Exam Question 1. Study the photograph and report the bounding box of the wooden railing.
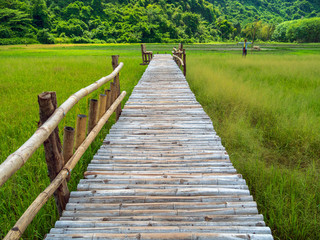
[172,43,186,76]
[140,43,153,65]
[1,55,126,240]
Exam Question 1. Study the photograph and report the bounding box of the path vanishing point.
[45,55,274,240]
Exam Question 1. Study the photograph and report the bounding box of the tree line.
[0,0,319,45]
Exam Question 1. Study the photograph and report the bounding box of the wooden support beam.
[37,92,69,216]
[112,55,122,120]
[105,89,112,111]
[62,126,75,166]
[98,94,107,120]
[183,49,187,77]
[88,99,99,133]
[75,114,87,150]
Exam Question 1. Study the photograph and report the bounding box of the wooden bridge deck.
[45,55,273,240]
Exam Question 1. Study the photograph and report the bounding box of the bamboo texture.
[0,63,123,187]
[4,91,127,240]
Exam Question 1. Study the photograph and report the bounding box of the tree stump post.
[38,92,69,216]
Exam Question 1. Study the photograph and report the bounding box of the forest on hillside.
[0,0,319,45]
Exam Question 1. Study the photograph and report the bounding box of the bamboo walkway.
[45,55,273,240]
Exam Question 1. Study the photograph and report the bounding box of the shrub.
[37,29,55,44]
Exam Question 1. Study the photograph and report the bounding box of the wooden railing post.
[75,114,87,150]
[98,94,107,120]
[62,126,75,166]
[88,99,99,133]
[105,89,112,111]
[38,92,69,216]
[183,49,187,76]
[112,55,122,121]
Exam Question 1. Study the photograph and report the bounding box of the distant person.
[238,39,252,57]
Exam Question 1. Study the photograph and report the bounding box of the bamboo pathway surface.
[45,55,273,240]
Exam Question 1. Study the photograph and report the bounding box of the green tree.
[37,28,55,43]
[32,0,51,29]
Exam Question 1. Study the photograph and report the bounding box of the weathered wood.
[45,233,274,240]
[62,126,75,165]
[38,92,69,216]
[112,55,122,120]
[88,99,99,133]
[105,89,112,111]
[98,94,107,120]
[0,63,124,187]
[110,82,116,104]
[140,44,153,65]
[183,49,187,76]
[75,114,87,150]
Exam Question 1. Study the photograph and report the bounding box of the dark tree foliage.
[0,0,319,44]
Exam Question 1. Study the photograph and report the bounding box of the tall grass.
[187,53,320,240]
[0,45,146,238]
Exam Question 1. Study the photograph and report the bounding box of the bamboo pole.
[98,94,107,120]
[62,126,75,165]
[88,99,99,133]
[38,92,69,216]
[4,91,127,240]
[0,63,124,187]
[74,114,87,150]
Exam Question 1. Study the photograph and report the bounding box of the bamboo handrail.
[4,91,126,240]
[172,54,184,66]
[0,63,123,187]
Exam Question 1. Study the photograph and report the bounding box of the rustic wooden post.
[110,82,116,104]
[98,94,107,120]
[105,89,112,111]
[88,99,99,133]
[38,92,69,216]
[75,114,87,150]
[62,126,75,165]
[183,49,187,77]
[112,55,122,120]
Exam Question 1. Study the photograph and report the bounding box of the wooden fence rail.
[1,56,127,240]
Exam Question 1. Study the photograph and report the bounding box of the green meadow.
[187,49,320,240]
[0,43,320,239]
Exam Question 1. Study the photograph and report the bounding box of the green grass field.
[186,50,320,240]
[0,44,148,238]
[0,43,319,239]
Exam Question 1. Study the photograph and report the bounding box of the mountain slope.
[0,0,319,44]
